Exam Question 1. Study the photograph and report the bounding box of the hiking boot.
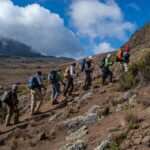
[5,123,13,127]
[52,100,59,105]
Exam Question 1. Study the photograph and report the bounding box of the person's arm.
[70,66,76,76]
[37,75,47,90]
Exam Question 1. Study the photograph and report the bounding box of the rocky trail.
[0,71,150,150]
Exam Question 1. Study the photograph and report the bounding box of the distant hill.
[0,37,43,57]
[0,37,75,61]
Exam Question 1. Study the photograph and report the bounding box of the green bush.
[106,142,119,150]
[120,51,150,91]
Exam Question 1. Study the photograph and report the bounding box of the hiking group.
[0,45,130,127]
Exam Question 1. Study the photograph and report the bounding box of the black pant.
[102,67,113,84]
[84,73,92,90]
[64,77,74,96]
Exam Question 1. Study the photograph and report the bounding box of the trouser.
[5,105,19,126]
[102,67,113,84]
[84,73,92,90]
[64,77,74,96]
[31,88,43,114]
[51,82,60,102]
[121,62,128,72]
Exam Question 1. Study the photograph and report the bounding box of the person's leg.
[51,84,56,102]
[108,69,113,83]
[31,90,36,115]
[83,74,88,90]
[102,68,107,85]
[69,78,74,93]
[124,63,128,72]
[64,77,71,96]
[14,107,19,124]
[5,105,13,126]
[35,89,43,113]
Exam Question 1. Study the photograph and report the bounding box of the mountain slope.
[126,22,150,49]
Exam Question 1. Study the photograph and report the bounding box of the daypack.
[116,49,123,62]
[64,67,70,78]
[79,59,86,72]
[28,76,39,89]
[1,91,12,105]
[99,57,106,68]
[49,71,57,83]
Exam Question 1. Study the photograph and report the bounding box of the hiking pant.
[84,73,92,90]
[31,88,43,114]
[64,77,74,96]
[102,67,113,84]
[51,82,60,102]
[5,105,19,126]
[121,62,128,72]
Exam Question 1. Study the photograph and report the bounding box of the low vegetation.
[120,51,150,91]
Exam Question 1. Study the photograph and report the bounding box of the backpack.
[99,57,106,68]
[64,68,70,78]
[28,76,39,89]
[1,91,12,105]
[49,71,57,83]
[79,59,86,72]
[116,49,123,62]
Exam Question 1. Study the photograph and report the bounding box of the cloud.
[93,42,114,54]
[70,0,136,41]
[0,0,86,58]
[127,2,140,11]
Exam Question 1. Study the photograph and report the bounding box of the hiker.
[116,46,130,72]
[101,53,114,85]
[29,71,46,116]
[121,45,130,72]
[83,56,94,90]
[79,58,86,72]
[2,84,20,126]
[63,63,76,97]
[48,69,65,105]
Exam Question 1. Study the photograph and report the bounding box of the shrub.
[106,142,119,150]
[119,51,150,91]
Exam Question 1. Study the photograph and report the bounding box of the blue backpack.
[49,71,57,83]
[28,76,39,89]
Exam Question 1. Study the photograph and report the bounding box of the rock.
[59,140,85,150]
[62,113,98,129]
[94,134,112,150]
[142,136,150,147]
[134,137,142,145]
[141,122,150,129]
[38,132,47,141]
[66,126,88,141]
[129,95,137,106]
[86,105,102,114]
[116,104,123,112]
[99,89,106,94]
[49,114,59,122]
[116,91,133,104]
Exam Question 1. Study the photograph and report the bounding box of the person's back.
[5,84,19,126]
[30,71,46,116]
